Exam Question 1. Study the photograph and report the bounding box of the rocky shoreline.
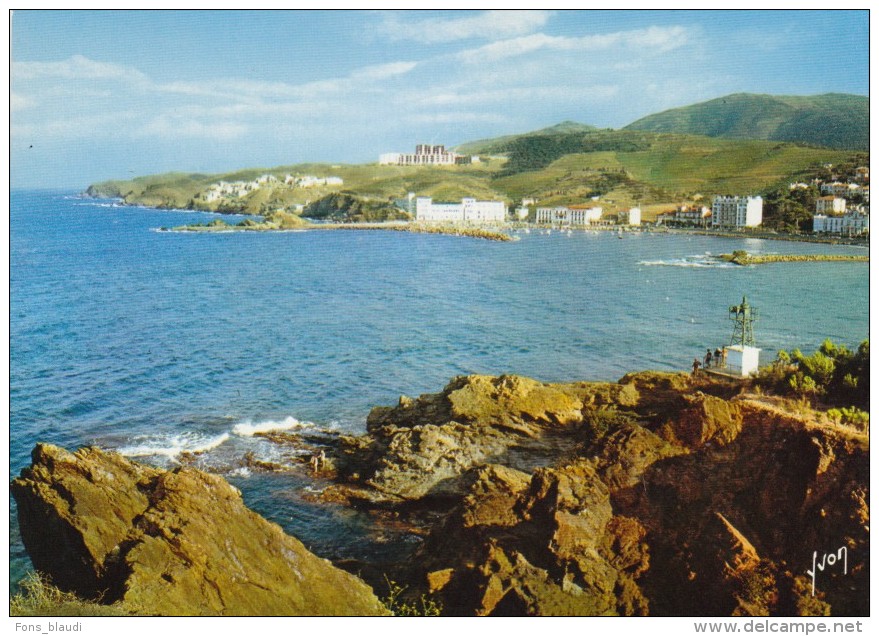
[719,252,869,266]
[11,371,869,616]
[167,219,515,242]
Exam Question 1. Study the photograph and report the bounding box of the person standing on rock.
[692,358,701,376]
[309,449,327,473]
[704,349,713,369]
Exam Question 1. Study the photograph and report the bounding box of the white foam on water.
[232,415,313,437]
[118,432,231,459]
[638,254,737,268]
[75,201,119,208]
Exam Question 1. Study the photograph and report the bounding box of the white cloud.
[12,111,139,139]
[404,112,508,125]
[10,92,32,111]
[350,61,418,80]
[455,25,690,64]
[157,60,417,103]
[380,10,552,43]
[138,115,248,140]
[10,21,705,176]
[13,54,149,84]
[413,84,619,107]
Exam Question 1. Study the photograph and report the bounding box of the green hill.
[492,134,860,212]
[454,121,598,155]
[86,160,509,216]
[87,128,863,221]
[624,93,868,151]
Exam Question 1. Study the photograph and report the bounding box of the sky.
[9,9,870,189]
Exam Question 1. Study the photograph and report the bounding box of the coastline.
[87,195,869,247]
[168,219,516,242]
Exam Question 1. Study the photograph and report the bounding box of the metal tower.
[729,296,758,347]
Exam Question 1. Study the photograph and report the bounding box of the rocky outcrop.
[13,371,869,617]
[311,372,868,616]
[327,374,642,503]
[406,458,652,616]
[11,444,387,616]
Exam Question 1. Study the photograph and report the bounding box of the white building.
[618,207,641,226]
[820,182,862,199]
[657,205,711,227]
[284,175,344,188]
[726,345,760,378]
[380,145,470,166]
[813,210,870,235]
[515,206,530,220]
[711,195,763,228]
[535,205,602,226]
[815,196,846,214]
[415,197,506,224]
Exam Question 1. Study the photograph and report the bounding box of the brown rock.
[460,464,531,528]
[667,393,743,448]
[11,444,388,616]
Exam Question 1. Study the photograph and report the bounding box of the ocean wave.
[638,254,738,268]
[74,201,125,208]
[232,415,314,437]
[118,432,231,459]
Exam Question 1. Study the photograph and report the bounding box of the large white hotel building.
[380,144,470,166]
[415,197,506,224]
[711,195,763,228]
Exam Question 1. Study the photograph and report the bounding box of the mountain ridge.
[623,92,868,151]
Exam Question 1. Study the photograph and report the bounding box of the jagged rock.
[338,375,588,501]
[365,422,510,500]
[254,372,868,616]
[11,444,388,616]
[589,424,685,491]
[406,458,651,616]
[663,393,744,448]
[335,374,648,503]
[377,376,867,616]
[460,464,531,528]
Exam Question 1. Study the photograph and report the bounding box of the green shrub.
[826,406,869,432]
[582,406,639,440]
[755,340,869,418]
[381,576,443,617]
[10,572,131,617]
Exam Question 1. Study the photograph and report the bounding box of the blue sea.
[8,190,870,587]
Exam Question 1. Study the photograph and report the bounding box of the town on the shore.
[190,143,869,237]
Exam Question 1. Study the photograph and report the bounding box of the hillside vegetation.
[489,133,856,210]
[624,93,868,151]
[88,128,862,220]
[454,120,598,155]
[87,160,507,216]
